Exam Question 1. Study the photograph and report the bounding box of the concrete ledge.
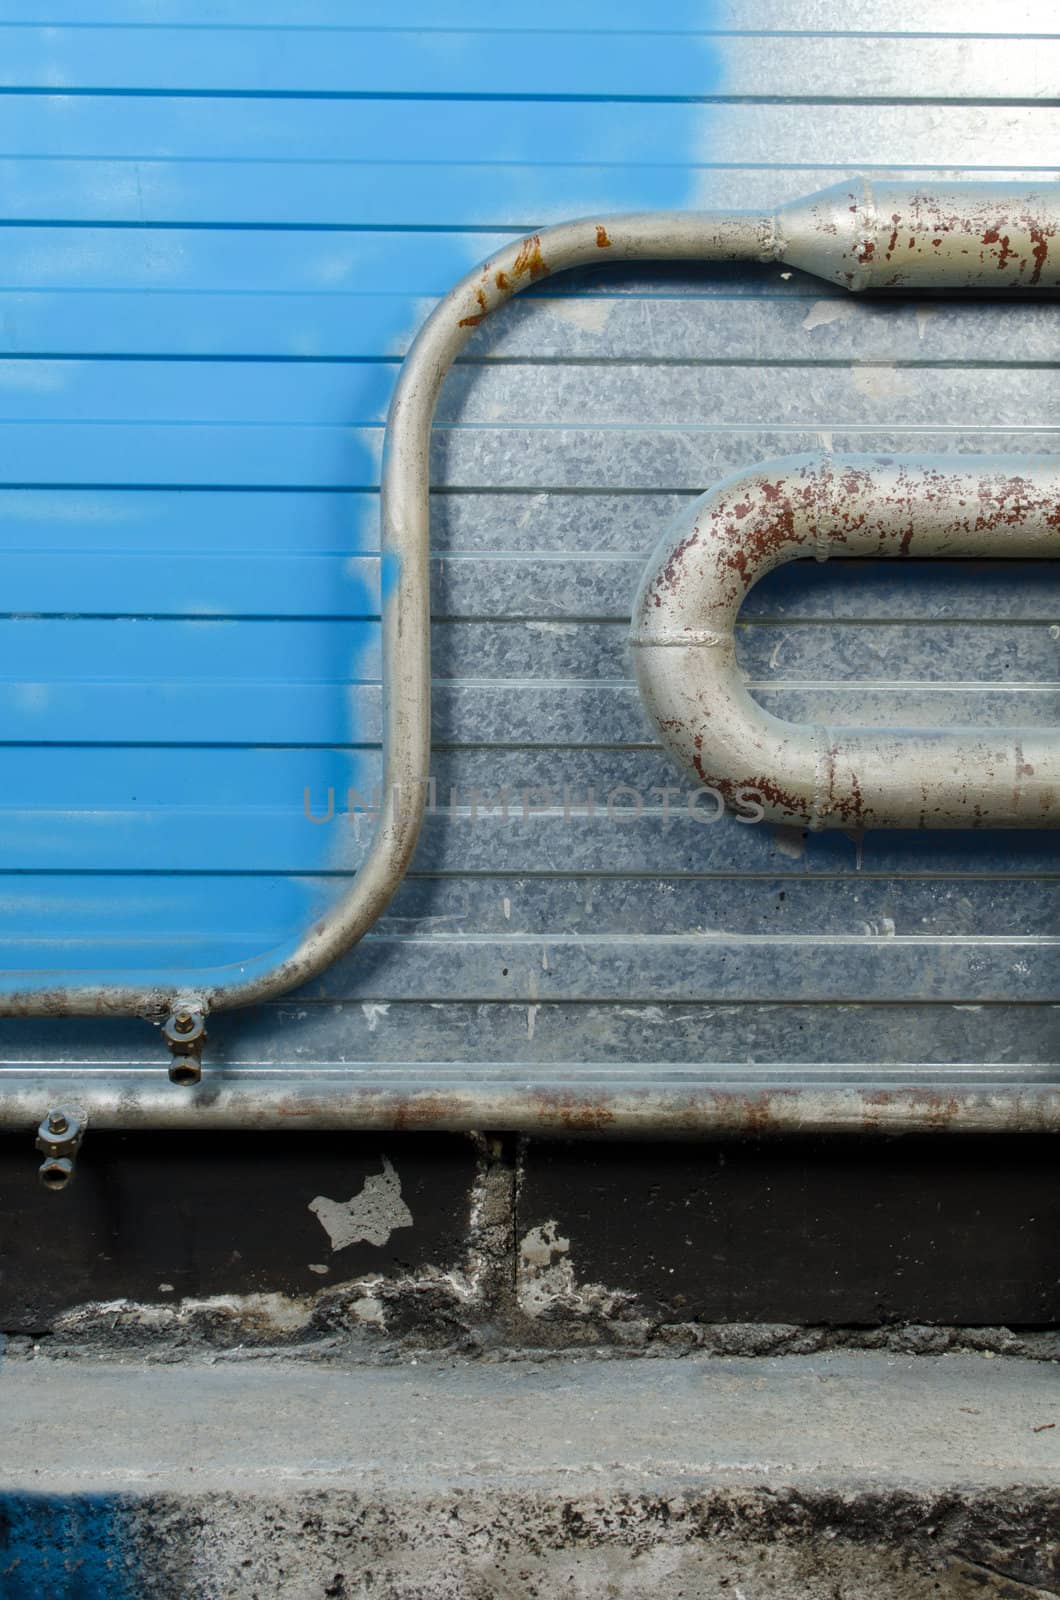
[1,1353,1057,1598]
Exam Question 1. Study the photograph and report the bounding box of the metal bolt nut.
[38,1156,74,1191]
[35,1107,83,1192]
[168,1056,203,1087]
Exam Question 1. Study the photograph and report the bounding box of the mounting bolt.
[162,1007,208,1086]
[36,1107,84,1192]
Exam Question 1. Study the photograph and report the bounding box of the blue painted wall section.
[0,5,1055,1060]
[0,4,723,981]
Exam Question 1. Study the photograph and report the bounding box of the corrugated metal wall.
[1,2,1057,1101]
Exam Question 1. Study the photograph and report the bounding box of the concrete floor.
[1,1350,1056,1598]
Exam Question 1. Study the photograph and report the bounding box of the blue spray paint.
[0,3,726,984]
[0,1496,143,1600]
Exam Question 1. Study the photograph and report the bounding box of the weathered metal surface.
[0,209,763,1026]
[633,453,1060,828]
[3,181,1059,1033]
[777,179,1060,291]
[3,26,1060,102]
[0,11,1056,1139]
[0,1071,1057,1136]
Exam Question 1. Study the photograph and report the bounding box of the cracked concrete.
[0,1352,1056,1599]
[0,1135,1056,1595]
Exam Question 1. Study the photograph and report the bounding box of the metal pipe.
[1,177,1058,1073]
[1,1071,1056,1137]
[775,177,1060,291]
[0,209,773,1020]
[632,453,1060,830]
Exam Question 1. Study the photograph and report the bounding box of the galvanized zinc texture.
[0,0,1056,1128]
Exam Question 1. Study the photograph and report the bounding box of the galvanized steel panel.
[0,0,1056,1128]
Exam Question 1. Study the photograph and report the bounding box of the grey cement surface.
[2,1351,1056,1495]
[1,1352,1058,1599]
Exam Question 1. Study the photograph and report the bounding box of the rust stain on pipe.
[632,453,1060,830]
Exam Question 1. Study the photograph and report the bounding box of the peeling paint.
[37,1141,514,1351]
[310,1156,413,1252]
[518,1221,638,1322]
[801,299,854,331]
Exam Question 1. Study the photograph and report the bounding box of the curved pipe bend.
[0,208,768,1017]
[632,453,1060,829]
[3,176,1060,1016]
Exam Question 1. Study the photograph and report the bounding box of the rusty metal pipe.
[1,179,1058,1100]
[632,453,1060,830]
[0,1071,1056,1137]
[775,178,1060,291]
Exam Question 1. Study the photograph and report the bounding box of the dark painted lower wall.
[0,1131,1056,1342]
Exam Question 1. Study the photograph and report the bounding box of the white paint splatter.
[545,296,613,334]
[771,826,806,861]
[503,896,512,920]
[516,493,548,531]
[851,364,911,400]
[309,1156,413,1252]
[521,1220,570,1270]
[518,1221,638,1321]
[915,305,937,341]
[350,1294,385,1327]
[361,1001,390,1032]
[801,299,854,332]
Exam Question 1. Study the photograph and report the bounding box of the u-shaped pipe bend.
[631,453,1060,829]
